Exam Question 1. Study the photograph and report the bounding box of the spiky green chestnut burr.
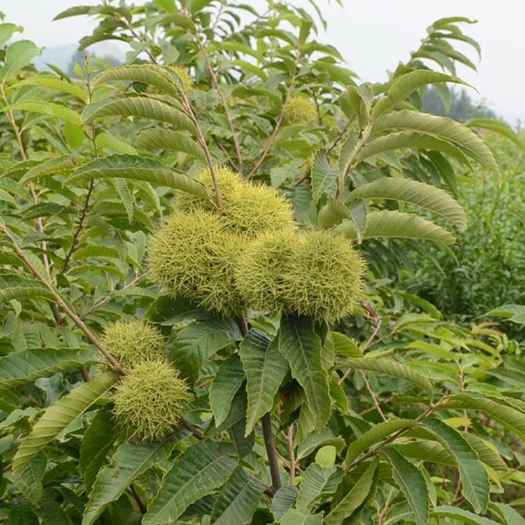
[177,166,295,237]
[148,209,247,317]
[101,320,166,368]
[283,96,318,125]
[112,360,191,442]
[283,231,367,323]
[237,231,366,323]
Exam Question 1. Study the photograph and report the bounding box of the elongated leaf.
[383,448,428,525]
[171,318,242,383]
[12,451,46,505]
[83,436,182,525]
[69,154,208,198]
[372,111,500,175]
[334,210,455,243]
[467,118,525,148]
[280,509,323,525]
[239,329,289,435]
[347,178,467,231]
[311,150,337,203]
[143,441,236,525]
[79,406,120,494]
[489,502,525,525]
[13,75,88,103]
[1,40,41,81]
[372,70,469,118]
[325,460,378,525]
[344,358,434,396]
[296,464,342,512]
[95,132,137,155]
[272,486,299,521]
[356,131,472,167]
[392,440,456,467]
[442,393,525,440]
[7,497,39,525]
[53,6,92,20]
[0,348,100,390]
[137,129,207,162]
[331,332,362,357]
[93,64,182,98]
[460,432,507,472]
[12,372,117,476]
[3,101,81,126]
[431,506,500,525]
[209,355,245,427]
[210,467,265,525]
[0,274,55,303]
[424,418,489,513]
[20,155,85,184]
[278,316,331,428]
[345,419,416,466]
[82,95,197,135]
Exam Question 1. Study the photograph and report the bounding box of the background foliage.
[1,1,525,524]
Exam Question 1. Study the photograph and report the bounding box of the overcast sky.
[2,0,523,125]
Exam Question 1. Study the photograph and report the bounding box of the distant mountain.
[33,42,127,73]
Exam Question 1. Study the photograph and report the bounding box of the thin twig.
[0,224,125,374]
[262,413,282,491]
[287,424,296,484]
[361,370,387,422]
[130,485,147,515]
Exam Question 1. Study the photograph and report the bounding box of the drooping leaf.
[82,95,197,135]
[347,177,467,231]
[0,348,100,390]
[143,441,236,525]
[2,101,82,126]
[466,118,524,149]
[19,155,85,184]
[343,358,434,396]
[295,464,342,512]
[334,210,456,243]
[93,64,182,98]
[95,132,137,155]
[239,329,289,435]
[137,128,207,162]
[11,451,46,505]
[325,460,378,525]
[318,198,352,229]
[383,448,429,525]
[68,154,208,198]
[424,418,489,513]
[345,419,416,466]
[431,506,501,525]
[0,274,54,304]
[278,316,331,428]
[209,355,245,427]
[13,74,88,103]
[83,435,182,525]
[489,502,525,525]
[12,372,117,476]
[79,406,120,493]
[371,111,500,175]
[272,486,299,521]
[171,318,242,384]
[210,467,265,525]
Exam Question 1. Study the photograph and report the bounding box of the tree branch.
[262,413,282,492]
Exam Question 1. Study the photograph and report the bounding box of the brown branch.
[0,224,125,374]
[287,424,297,484]
[262,413,282,492]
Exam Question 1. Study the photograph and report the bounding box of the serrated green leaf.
[489,502,525,525]
[344,358,434,396]
[3,101,81,126]
[345,419,416,465]
[318,198,351,229]
[143,441,236,525]
[334,210,456,243]
[13,75,88,103]
[137,129,207,162]
[239,329,289,436]
[295,464,342,512]
[53,5,92,20]
[442,393,525,440]
[278,316,331,428]
[69,154,208,198]
[82,95,197,135]
[12,372,117,476]
[347,178,467,231]
[19,155,85,184]
[12,451,46,505]
[79,406,120,494]
[7,497,39,525]
[280,509,323,525]
[466,118,525,149]
[93,64,182,98]
[210,467,265,525]
[0,348,99,390]
[95,132,137,155]
[171,319,242,383]
[431,506,500,525]
[272,486,299,521]
[1,40,41,81]
[372,71,470,118]
[424,418,489,513]
[372,111,500,176]
[83,436,181,525]
[311,150,337,203]
[0,274,55,303]
[383,448,429,525]
[325,460,378,525]
[209,355,245,427]
[331,332,362,357]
